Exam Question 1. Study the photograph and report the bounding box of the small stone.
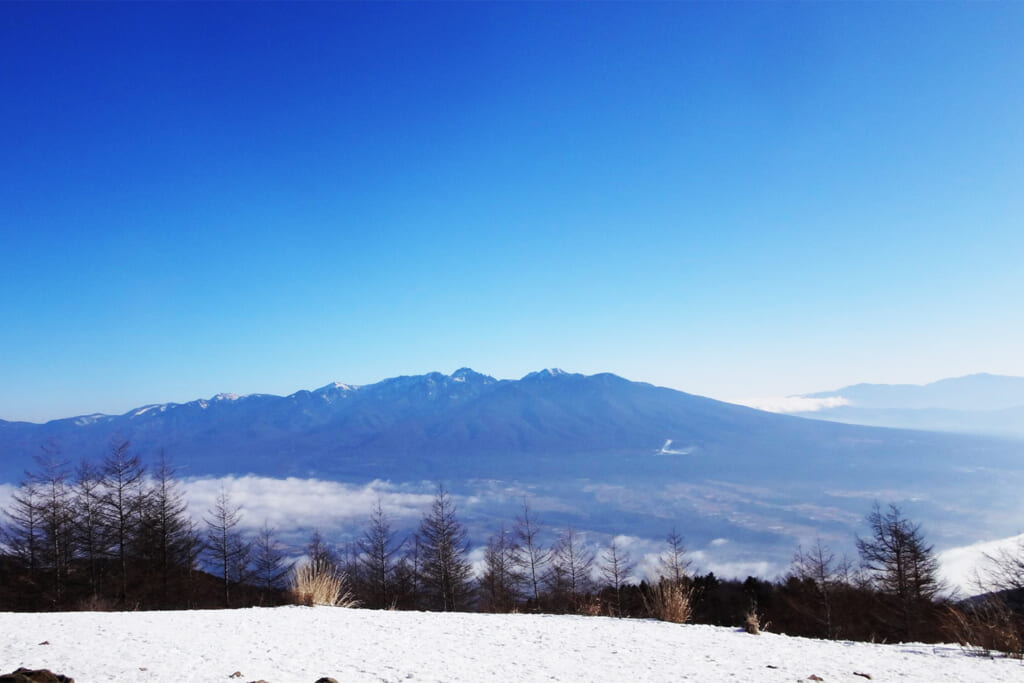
[0,669,74,683]
[807,676,824,682]
[314,678,339,683]
[229,673,243,679]
[853,674,872,680]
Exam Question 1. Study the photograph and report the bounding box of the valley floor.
[1,606,1021,682]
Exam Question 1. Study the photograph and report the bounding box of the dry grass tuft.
[578,596,603,617]
[290,559,358,607]
[644,579,693,624]
[744,609,762,635]
[944,600,1024,659]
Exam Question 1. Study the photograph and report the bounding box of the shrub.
[290,559,358,607]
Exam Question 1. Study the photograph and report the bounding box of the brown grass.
[744,609,762,635]
[944,601,1024,659]
[290,559,358,608]
[644,579,693,624]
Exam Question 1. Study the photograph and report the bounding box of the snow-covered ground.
[1,607,1021,682]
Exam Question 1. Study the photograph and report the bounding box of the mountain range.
[789,373,1024,438]
[2,368,1022,577]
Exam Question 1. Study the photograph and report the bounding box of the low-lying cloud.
[181,476,439,539]
[937,532,1024,595]
[736,396,850,414]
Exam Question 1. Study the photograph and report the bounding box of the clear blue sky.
[2,2,1022,423]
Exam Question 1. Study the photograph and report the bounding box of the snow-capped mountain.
[2,369,1022,573]
[3,367,1003,482]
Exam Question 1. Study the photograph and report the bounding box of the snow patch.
[734,396,851,414]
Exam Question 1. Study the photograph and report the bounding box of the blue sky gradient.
[2,2,1022,422]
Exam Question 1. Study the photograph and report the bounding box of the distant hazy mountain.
[3,369,1022,575]
[791,373,1024,438]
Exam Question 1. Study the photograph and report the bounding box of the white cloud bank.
[734,396,850,414]
[938,532,1024,595]
[181,476,439,537]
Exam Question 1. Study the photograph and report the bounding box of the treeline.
[0,445,253,610]
[2,445,1023,656]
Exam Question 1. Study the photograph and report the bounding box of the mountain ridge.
[3,368,1023,573]
[791,372,1024,437]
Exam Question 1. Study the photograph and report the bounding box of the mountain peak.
[522,368,569,381]
[449,367,494,383]
[315,381,357,394]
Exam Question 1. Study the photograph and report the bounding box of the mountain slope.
[2,368,1013,483]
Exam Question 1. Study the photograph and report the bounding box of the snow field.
[1,606,1022,682]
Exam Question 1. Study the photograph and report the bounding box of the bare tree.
[514,499,551,607]
[789,538,852,639]
[138,453,196,605]
[101,440,146,604]
[981,536,1024,593]
[417,485,473,611]
[204,487,250,607]
[357,498,404,609]
[659,527,691,585]
[479,523,522,612]
[2,480,43,574]
[547,527,594,613]
[393,533,423,609]
[252,521,291,595]
[856,503,941,639]
[600,539,635,617]
[72,459,107,600]
[29,450,74,604]
[305,528,337,568]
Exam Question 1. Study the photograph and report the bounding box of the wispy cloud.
[735,396,850,414]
